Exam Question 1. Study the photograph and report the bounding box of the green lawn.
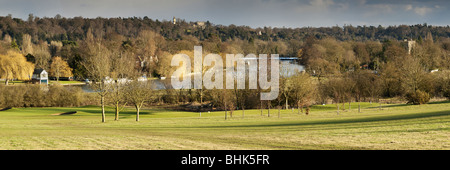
[49,80,85,85]
[0,102,448,150]
[0,80,26,85]
[0,80,85,85]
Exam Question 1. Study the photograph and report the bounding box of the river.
[77,61,304,92]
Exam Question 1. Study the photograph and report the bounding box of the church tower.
[173,16,176,24]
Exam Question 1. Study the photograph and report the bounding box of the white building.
[31,69,48,85]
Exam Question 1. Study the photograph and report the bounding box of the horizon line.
[2,14,449,30]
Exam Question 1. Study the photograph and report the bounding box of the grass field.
[0,80,85,85]
[0,101,448,150]
[49,80,85,85]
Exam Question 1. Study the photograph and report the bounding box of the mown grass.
[0,80,85,85]
[0,80,25,84]
[49,80,85,85]
[0,101,448,150]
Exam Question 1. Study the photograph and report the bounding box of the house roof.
[33,68,46,74]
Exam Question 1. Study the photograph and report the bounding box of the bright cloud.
[414,6,433,16]
[405,4,413,11]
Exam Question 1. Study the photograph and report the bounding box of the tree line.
[2,15,450,79]
[1,15,450,122]
[2,14,450,45]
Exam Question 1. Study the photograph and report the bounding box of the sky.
[0,0,449,28]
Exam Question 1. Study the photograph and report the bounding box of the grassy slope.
[0,102,448,150]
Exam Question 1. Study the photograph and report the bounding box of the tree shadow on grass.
[366,103,408,109]
[201,110,450,129]
[428,100,450,105]
[70,106,156,116]
[366,100,450,109]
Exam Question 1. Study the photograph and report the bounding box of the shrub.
[443,79,450,100]
[47,85,84,107]
[0,85,4,107]
[63,86,84,107]
[23,85,47,107]
[405,90,430,105]
[0,86,26,107]
[0,84,85,108]
[444,88,450,100]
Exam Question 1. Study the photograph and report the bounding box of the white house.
[31,69,48,85]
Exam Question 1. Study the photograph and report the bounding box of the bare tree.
[290,72,315,115]
[21,34,33,55]
[81,41,112,123]
[32,41,51,70]
[235,86,252,118]
[108,81,128,121]
[126,80,153,122]
[209,88,235,120]
[323,76,354,114]
[224,89,235,119]
[108,51,136,121]
[350,70,373,113]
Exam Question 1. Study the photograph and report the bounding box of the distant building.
[406,39,416,55]
[138,75,148,82]
[193,21,206,29]
[173,16,176,24]
[104,76,114,84]
[31,69,48,85]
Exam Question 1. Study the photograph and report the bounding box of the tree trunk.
[358,101,361,113]
[101,95,106,122]
[260,101,263,116]
[285,97,289,110]
[337,103,340,115]
[278,106,280,118]
[5,79,9,85]
[136,105,140,122]
[178,89,182,103]
[306,106,310,115]
[225,109,227,120]
[56,70,60,82]
[115,101,119,121]
[200,88,203,104]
